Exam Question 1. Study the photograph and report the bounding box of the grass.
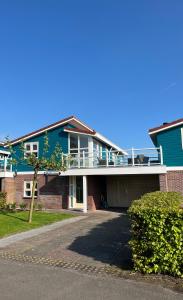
[0,211,75,238]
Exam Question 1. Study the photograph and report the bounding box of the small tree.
[6,133,68,223]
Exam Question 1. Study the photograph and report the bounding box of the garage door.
[107,175,159,208]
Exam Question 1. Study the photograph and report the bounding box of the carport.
[106,174,160,208]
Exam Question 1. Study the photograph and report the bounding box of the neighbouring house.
[0,116,180,212]
[149,118,183,194]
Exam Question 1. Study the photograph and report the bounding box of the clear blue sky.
[0,1,183,149]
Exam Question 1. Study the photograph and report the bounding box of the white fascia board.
[6,117,94,146]
[0,172,14,178]
[6,119,73,146]
[71,118,94,132]
[149,121,183,135]
[166,166,183,171]
[64,129,94,136]
[0,150,10,155]
[59,166,167,176]
[95,132,128,155]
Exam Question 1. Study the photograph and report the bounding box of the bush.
[0,192,7,209]
[37,203,43,210]
[128,191,183,278]
[6,202,16,211]
[19,202,27,210]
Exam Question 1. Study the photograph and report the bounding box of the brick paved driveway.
[0,211,131,269]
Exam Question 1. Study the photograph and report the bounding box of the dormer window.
[24,142,39,158]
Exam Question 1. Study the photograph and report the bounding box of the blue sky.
[0,1,183,149]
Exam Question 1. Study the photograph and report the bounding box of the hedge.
[0,192,7,209]
[128,191,183,277]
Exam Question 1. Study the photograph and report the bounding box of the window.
[24,181,38,198]
[69,134,88,153]
[69,134,89,167]
[24,142,39,158]
[93,140,102,159]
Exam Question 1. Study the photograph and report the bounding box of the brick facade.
[1,177,15,203]
[159,171,183,194]
[87,176,106,210]
[14,174,69,209]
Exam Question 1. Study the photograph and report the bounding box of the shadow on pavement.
[68,211,133,270]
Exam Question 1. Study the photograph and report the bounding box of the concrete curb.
[0,215,87,248]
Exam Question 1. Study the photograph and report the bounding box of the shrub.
[6,202,16,210]
[37,203,43,211]
[10,202,16,210]
[0,192,7,209]
[128,191,183,278]
[19,202,27,210]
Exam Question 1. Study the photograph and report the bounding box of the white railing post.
[131,148,135,166]
[82,150,85,167]
[106,150,109,167]
[78,153,80,168]
[160,146,163,165]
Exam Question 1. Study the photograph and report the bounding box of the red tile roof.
[149,118,183,134]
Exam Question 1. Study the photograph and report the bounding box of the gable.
[8,116,95,146]
[154,125,183,166]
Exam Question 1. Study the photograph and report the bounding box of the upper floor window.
[24,142,39,158]
[93,140,102,159]
[69,134,88,154]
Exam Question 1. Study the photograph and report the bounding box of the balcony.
[0,154,12,177]
[67,147,163,169]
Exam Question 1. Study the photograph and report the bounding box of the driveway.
[0,211,131,269]
[0,210,182,295]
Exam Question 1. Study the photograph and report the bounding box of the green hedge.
[128,191,183,277]
[0,192,7,209]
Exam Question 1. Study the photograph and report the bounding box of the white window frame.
[93,140,103,159]
[69,134,89,154]
[24,181,38,198]
[24,142,39,158]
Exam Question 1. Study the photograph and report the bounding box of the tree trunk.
[28,169,38,223]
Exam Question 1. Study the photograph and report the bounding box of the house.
[0,115,174,212]
[149,118,183,194]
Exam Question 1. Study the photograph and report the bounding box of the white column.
[83,175,88,213]
[4,156,7,172]
[131,148,135,166]
[160,145,163,165]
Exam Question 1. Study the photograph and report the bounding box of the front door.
[69,176,83,209]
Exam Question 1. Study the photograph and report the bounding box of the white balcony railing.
[67,147,163,169]
[0,147,163,173]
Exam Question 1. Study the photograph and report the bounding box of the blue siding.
[155,125,183,166]
[12,125,70,172]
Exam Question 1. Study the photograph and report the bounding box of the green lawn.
[0,211,75,238]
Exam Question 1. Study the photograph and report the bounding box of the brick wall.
[1,177,15,203]
[14,174,69,209]
[87,176,106,210]
[159,171,183,194]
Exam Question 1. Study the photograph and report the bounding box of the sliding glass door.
[69,134,89,168]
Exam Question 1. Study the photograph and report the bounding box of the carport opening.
[87,174,160,210]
